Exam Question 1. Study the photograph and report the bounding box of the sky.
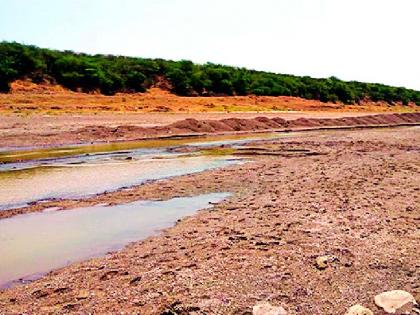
[0,0,419,90]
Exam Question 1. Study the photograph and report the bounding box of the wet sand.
[0,126,419,314]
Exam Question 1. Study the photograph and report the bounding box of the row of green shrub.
[1,42,419,105]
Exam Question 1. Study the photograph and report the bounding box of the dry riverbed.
[0,127,419,314]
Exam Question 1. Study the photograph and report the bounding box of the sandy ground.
[0,126,419,314]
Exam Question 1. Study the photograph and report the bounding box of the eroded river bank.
[0,126,419,314]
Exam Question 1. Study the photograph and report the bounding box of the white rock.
[374,290,417,314]
[345,304,373,315]
[253,302,287,315]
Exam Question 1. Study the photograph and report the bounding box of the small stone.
[62,302,80,310]
[345,304,373,315]
[161,301,200,314]
[344,261,353,267]
[252,302,287,315]
[76,290,90,300]
[53,287,70,294]
[99,270,118,281]
[315,255,336,270]
[129,276,142,286]
[374,290,417,314]
[31,289,48,298]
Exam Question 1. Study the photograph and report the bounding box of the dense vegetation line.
[1,41,419,105]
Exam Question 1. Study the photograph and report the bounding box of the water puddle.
[0,192,230,288]
[0,156,239,210]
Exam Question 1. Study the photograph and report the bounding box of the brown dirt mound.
[287,118,320,127]
[161,112,420,135]
[2,112,419,148]
[271,117,288,126]
[219,118,272,131]
[169,119,220,133]
[75,112,420,140]
[254,116,284,129]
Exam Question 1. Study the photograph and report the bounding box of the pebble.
[345,304,373,315]
[315,255,336,270]
[252,302,287,315]
[31,289,48,299]
[129,276,142,285]
[76,290,90,300]
[374,290,417,314]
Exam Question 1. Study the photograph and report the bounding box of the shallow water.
[0,192,230,288]
[0,132,282,165]
[0,131,285,210]
[0,156,239,210]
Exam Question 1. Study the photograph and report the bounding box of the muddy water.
[0,192,230,288]
[0,132,286,210]
[0,128,370,210]
[0,132,283,165]
[0,156,239,210]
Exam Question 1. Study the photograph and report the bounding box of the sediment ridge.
[2,112,420,148]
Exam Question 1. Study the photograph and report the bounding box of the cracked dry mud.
[0,127,419,314]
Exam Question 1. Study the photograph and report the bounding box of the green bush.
[0,41,419,105]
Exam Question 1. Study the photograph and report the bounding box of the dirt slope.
[1,80,418,114]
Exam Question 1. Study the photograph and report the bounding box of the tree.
[0,41,419,105]
[167,68,191,95]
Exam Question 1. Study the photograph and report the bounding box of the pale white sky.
[0,0,419,90]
